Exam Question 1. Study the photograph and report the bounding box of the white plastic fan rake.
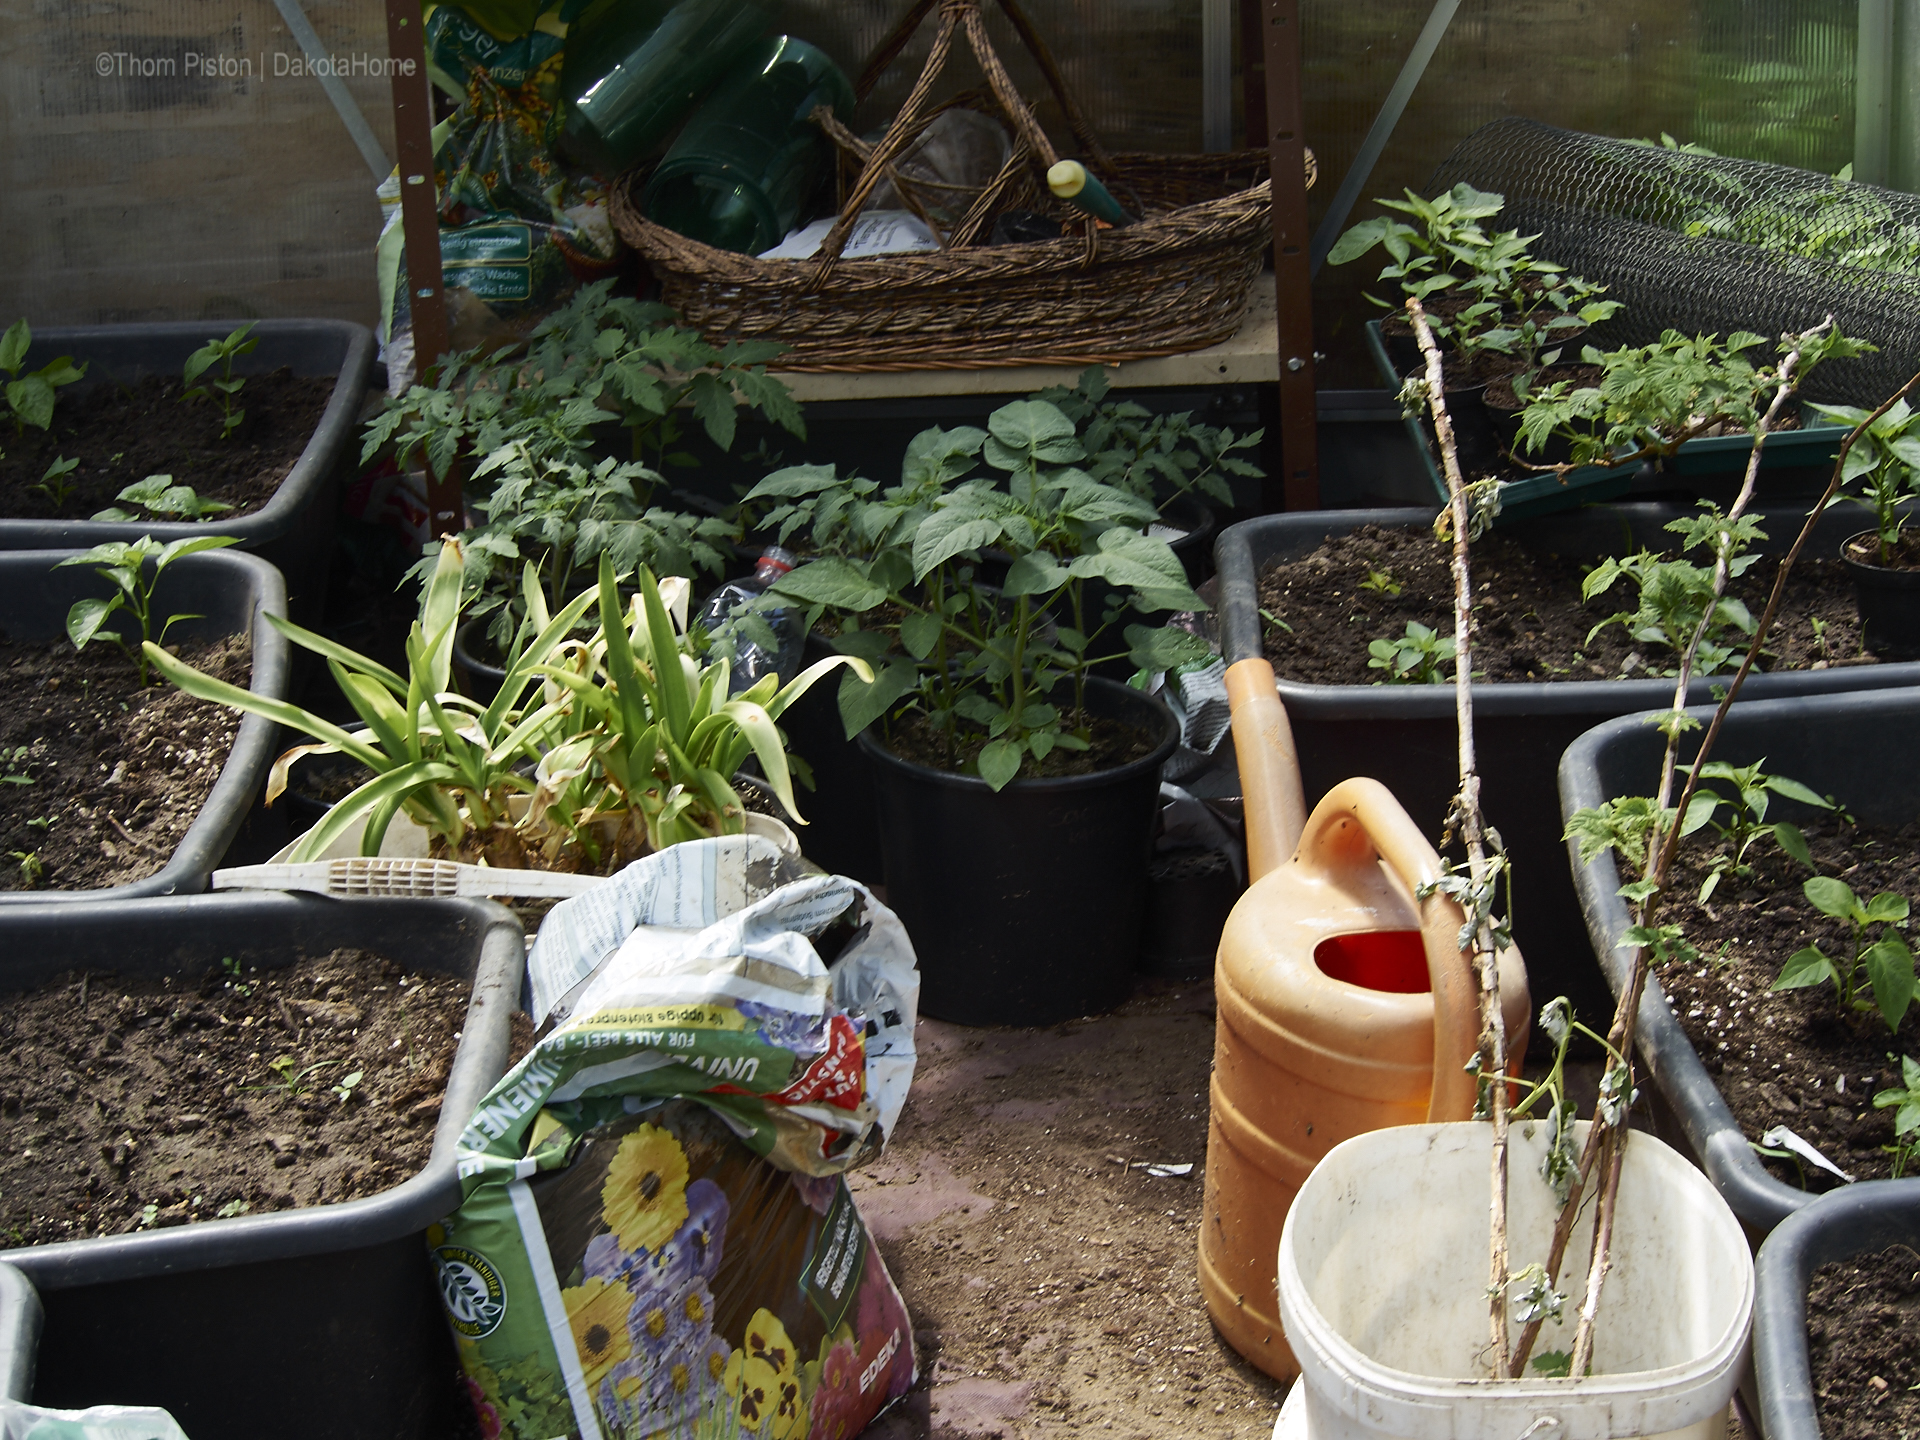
[211,857,606,899]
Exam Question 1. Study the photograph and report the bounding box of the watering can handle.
[1293,777,1485,1122]
[1224,658,1306,883]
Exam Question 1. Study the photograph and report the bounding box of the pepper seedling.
[57,534,241,686]
[1771,877,1916,1031]
[1,318,86,442]
[92,474,234,523]
[182,322,258,440]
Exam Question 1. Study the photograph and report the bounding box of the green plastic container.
[1363,318,1847,522]
[558,0,775,176]
[640,35,854,256]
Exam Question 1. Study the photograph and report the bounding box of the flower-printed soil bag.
[431,835,919,1440]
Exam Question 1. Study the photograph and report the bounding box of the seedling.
[249,1054,340,1096]
[35,455,79,508]
[56,533,241,686]
[1771,877,1916,1031]
[8,851,44,888]
[1808,614,1830,660]
[182,322,257,440]
[1679,759,1832,903]
[1873,1055,1920,1178]
[2,747,30,786]
[215,1199,252,1219]
[92,474,233,523]
[1359,568,1403,598]
[218,955,253,998]
[1807,395,1920,565]
[137,1202,160,1229]
[1367,620,1456,684]
[1582,551,1756,676]
[1,318,86,440]
[330,1069,365,1106]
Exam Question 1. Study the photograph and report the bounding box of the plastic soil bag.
[432,835,920,1439]
[0,1403,190,1440]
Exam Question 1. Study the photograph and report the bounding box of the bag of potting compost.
[378,1,619,388]
[431,835,921,1440]
[0,1401,190,1440]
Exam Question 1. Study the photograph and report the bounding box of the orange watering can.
[1198,657,1531,1381]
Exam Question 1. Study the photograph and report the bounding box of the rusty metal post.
[382,0,462,536]
[1257,0,1319,512]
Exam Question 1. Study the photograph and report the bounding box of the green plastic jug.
[641,35,854,255]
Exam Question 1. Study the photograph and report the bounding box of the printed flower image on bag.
[429,834,920,1440]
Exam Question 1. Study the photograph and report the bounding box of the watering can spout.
[1224,658,1306,883]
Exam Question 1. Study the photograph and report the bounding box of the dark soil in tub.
[0,950,535,1248]
[1807,1242,1920,1439]
[0,635,247,892]
[1256,524,1874,685]
[0,369,334,521]
[878,710,1156,780]
[1658,819,1920,1191]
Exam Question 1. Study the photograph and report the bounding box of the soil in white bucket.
[1275,1121,1751,1440]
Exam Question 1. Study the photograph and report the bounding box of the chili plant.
[58,534,242,686]
[1771,877,1915,1032]
[1679,758,1831,903]
[1874,1056,1920,1177]
[1,318,86,441]
[92,475,233,523]
[182,323,258,441]
[1806,395,1920,565]
[1366,620,1455,684]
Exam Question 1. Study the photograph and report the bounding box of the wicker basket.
[609,0,1280,372]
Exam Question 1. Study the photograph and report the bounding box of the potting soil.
[1257,524,1871,685]
[0,635,246,892]
[1663,818,1920,1189]
[435,834,922,1440]
[0,370,335,522]
[0,950,519,1247]
[1807,1243,1920,1439]
[881,709,1158,779]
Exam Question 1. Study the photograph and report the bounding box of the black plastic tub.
[1,321,375,621]
[860,676,1179,1026]
[1560,686,1920,1235]
[0,548,290,904]
[1217,503,1920,1040]
[0,892,524,1440]
[1753,1178,1920,1439]
[0,1262,39,1402]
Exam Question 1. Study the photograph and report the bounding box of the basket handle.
[1289,777,1485,1123]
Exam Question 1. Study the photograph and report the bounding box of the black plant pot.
[452,617,507,706]
[0,1261,38,1402]
[1753,1177,1920,1439]
[1138,848,1242,979]
[859,677,1178,1026]
[1560,686,1920,1234]
[0,892,524,1440]
[1159,491,1219,586]
[1217,504,1920,1044]
[1,321,375,625]
[0,549,291,904]
[1840,530,1920,662]
[779,633,885,884]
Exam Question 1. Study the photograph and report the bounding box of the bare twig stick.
[1409,295,1512,1379]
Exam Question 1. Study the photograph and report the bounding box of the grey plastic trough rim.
[0,892,524,1291]
[0,549,290,904]
[1559,687,1920,1235]
[0,1261,40,1403]
[1753,1177,1920,1439]
[0,320,374,552]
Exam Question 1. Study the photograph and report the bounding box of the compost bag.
[432,835,920,1440]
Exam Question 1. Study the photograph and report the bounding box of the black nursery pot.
[452,616,507,706]
[0,892,524,1440]
[1217,504,1920,1044]
[0,549,291,904]
[1,321,375,623]
[780,633,885,884]
[859,677,1178,1026]
[1753,1178,1920,1440]
[1560,686,1920,1235]
[1841,529,1920,662]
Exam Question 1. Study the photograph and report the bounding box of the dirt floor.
[0,950,531,1247]
[847,981,1290,1440]
[1257,524,1874,686]
[0,370,334,521]
[1808,1243,1920,1439]
[0,634,247,892]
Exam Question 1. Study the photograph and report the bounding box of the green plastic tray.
[1363,319,1845,522]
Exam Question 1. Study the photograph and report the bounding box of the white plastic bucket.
[1275,1121,1751,1440]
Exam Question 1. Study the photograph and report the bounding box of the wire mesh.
[1428,117,1920,405]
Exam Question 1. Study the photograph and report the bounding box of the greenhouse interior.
[1,1,1919,1438]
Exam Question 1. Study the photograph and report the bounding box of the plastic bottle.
[640,35,855,256]
[558,0,776,177]
[696,546,802,694]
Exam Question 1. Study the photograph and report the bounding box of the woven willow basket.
[609,0,1279,372]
